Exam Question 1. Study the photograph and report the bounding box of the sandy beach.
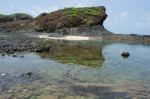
[37,34,91,41]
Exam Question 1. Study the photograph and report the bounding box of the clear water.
[0,41,150,99]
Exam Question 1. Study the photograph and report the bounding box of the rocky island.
[0,6,150,54]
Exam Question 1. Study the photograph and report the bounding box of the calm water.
[0,41,150,99]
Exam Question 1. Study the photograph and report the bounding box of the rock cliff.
[35,6,108,33]
[0,6,112,36]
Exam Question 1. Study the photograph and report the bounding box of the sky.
[0,0,150,35]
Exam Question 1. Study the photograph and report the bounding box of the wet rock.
[42,47,50,51]
[1,53,5,56]
[121,52,130,58]
[12,54,17,57]
[20,55,24,58]
[22,72,33,77]
[35,49,43,53]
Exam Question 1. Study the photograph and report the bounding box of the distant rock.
[0,6,112,36]
[0,13,33,23]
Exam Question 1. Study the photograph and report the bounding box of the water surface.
[0,41,150,99]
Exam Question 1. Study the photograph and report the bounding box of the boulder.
[121,52,130,58]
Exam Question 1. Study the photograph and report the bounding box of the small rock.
[12,54,17,57]
[22,72,33,77]
[1,53,5,56]
[121,52,130,58]
[20,56,24,58]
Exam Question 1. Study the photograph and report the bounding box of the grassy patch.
[63,7,102,19]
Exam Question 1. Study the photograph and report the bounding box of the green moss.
[63,7,102,19]
[64,8,78,19]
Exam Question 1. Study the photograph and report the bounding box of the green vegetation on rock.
[63,7,102,19]
[0,13,33,23]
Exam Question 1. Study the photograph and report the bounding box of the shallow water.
[0,41,150,99]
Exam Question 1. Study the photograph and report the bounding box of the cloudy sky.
[0,0,150,35]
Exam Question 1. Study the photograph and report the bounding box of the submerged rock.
[20,55,24,58]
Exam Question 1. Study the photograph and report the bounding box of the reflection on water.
[0,41,150,99]
[39,41,105,68]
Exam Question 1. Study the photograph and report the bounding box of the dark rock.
[42,47,50,51]
[12,54,17,57]
[22,72,33,77]
[20,55,24,58]
[7,51,15,55]
[1,53,5,56]
[38,12,48,17]
[35,49,43,53]
[121,52,130,58]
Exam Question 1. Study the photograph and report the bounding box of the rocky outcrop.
[0,13,33,23]
[0,6,111,36]
[35,6,108,33]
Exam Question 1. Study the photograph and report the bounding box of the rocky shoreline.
[0,6,150,54]
[0,32,51,54]
[0,30,150,55]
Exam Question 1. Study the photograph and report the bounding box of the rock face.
[0,6,112,36]
[35,6,108,33]
[0,13,33,23]
[50,25,111,36]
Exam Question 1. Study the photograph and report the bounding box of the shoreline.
[0,31,150,54]
[37,34,91,41]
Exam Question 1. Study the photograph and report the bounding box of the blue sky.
[0,0,150,35]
